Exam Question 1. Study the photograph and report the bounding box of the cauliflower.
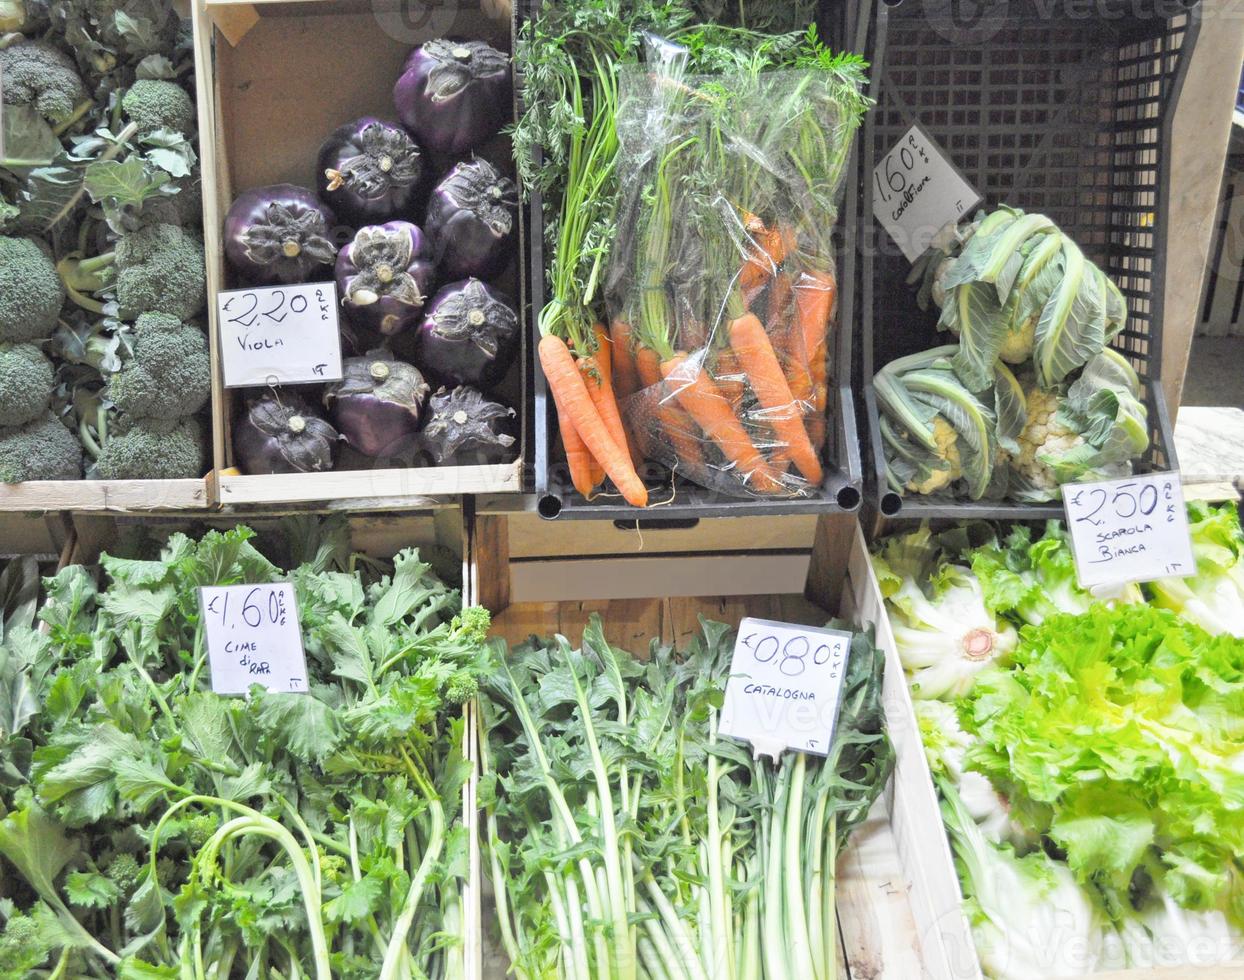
[0,38,87,125]
[997,312,1037,364]
[906,417,962,494]
[1010,385,1083,492]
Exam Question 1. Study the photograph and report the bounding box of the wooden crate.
[193,0,525,509]
[467,509,928,979]
[65,504,483,979]
[852,528,1244,980]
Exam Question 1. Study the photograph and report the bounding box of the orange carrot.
[713,347,746,408]
[636,345,704,473]
[795,268,837,445]
[740,215,792,292]
[552,382,597,498]
[727,312,823,485]
[583,324,640,470]
[660,352,785,494]
[540,334,647,508]
[608,318,640,400]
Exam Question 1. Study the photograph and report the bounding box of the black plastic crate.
[522,0,866,520]
[860,0,1200,519]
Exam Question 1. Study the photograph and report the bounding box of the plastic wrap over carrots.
[601,36,863,500]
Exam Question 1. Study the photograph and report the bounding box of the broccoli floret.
[451,605,491,645]
[106,312,210,422]
[121,79,195,137]
[184,812,217,847]
[0,236,65,343]
[116,224,206,320]
[0,38,88,126]
[0,906,54,974]
[104,852,141,893]
[92,416,204,480]
[444,670,479,707]
[59,223,206,321]
[0,344,54,427]
[0,415,82,483]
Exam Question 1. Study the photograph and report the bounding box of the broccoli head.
[92,416,205,480]
[0,236,65,342]
[106,313,210,422]
[121,79,196,137]
[0,415,82,483]
[0,343,54,427]
[0,38,88,125]
[115,223,206,321]
[444,670,479,707]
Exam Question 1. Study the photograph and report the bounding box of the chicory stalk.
[481,615,893,979]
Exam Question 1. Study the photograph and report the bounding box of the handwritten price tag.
[200,584,309,695]
[216,282,343,388]
[718,618,853,760]
[874,123,981,262]
[1061,472,1195,591]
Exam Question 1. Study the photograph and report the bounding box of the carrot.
[583,324,641,470]
[739,214,792,293]
[608,317,640,400]
[795,268,837,445]
[553,390,597,497]
[727,312,823,485]
[660,352,785,495]
[540,334,648,508]
[713,347,746,408]
[636,346,704,472]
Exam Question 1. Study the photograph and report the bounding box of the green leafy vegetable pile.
[480,614,893,979]
[872,504,1244,977]
[0,520,486,977]
[0,1,209,483]
[875,206,1150,502]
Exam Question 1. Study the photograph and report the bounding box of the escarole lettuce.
[1148,501,1244,638]
[872,526,1016,698]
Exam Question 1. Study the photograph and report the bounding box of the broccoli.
[0,236,65,343]
[58,0,180,74]
[121,79,195,137]
[0,38,88,127]
[184,812,217,848]
[104,852,141,893]
[444,670,479,707]
[106,312,210,422]
[89,415,204,480]
[0,906,54,974]
[0,415,82,483]
[0,343,54,427]
[59,223,206,321]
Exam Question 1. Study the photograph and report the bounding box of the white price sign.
[719,618,852,760]
[874,123,981,262]
[1061,472,1196,591]
[217,282,343,388]
[200,583,309,695]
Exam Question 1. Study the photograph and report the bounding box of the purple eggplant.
[417,278,517,388]
[224,184,338,285]
[393,38,510,156]
[335,221,437,337]
[424,159,517,281]
[420,386,517,466]
[317,118,425,227]
[234,393,339,474]
[324,352,430,458]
